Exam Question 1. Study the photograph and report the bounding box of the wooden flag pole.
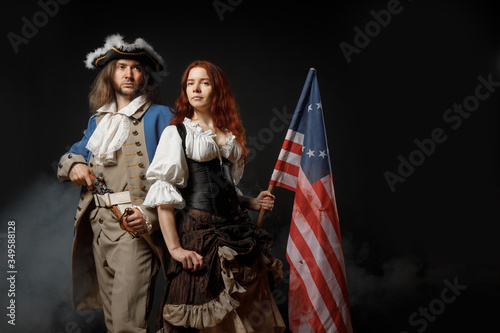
[256,184,275,229]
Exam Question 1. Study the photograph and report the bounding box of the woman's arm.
[157,204,203,272]
[239,190,276,212]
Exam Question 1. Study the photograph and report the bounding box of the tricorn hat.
[84,34,166,72]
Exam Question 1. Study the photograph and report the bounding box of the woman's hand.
[157,204,204,272]
[257,190,275,212]
[244,190,275,212]
[170,247,204,272]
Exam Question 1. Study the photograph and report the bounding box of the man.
[57,34,172,332]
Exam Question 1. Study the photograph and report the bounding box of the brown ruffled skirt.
[157,209,285,333]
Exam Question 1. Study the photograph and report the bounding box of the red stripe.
[311,178,344,253]
[274,159,300,177]
[289,216,347,333]
[269,180,296,192]
[282,139,303,156]
[286,256,324,333]
[294,180,351,320]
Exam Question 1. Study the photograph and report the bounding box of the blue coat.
[66,104,173,164]
[57,103,173,310]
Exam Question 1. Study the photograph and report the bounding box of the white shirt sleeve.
[143,125,188,209]
[231,162,244,185]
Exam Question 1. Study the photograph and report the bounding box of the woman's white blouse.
[143,118,244,208]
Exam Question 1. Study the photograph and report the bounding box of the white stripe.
[320,174,339,221]
[287,235,337,331]
[277,148,301,167]
[297,170,347,277]
[285,129,305,145]
[271,169,297,189]
[320,174,334,201]
[316,175,354,333]
[293,187,351,330]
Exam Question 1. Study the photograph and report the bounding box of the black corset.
[175,122,241,217]
[180,157,241,217]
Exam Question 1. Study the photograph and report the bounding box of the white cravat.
[86,95,146,166]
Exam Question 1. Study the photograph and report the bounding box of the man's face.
[112,59,144,97]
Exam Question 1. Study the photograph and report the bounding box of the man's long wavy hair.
[171,60,249,164]
[88,59,162,114]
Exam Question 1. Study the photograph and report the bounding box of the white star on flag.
[319,150,327,158]
[306,149,315,157]
[317,102,322,110]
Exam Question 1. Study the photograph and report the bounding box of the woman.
[144,61,285,332]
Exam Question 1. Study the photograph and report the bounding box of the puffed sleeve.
[232,162,244,185]
[143,125,188,209]
[220,131,245,185]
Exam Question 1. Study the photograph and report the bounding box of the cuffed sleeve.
[137,204,158,233]
[56,116,97,181]
[57,153,87,181]
[144,180,185,209]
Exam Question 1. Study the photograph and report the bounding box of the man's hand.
[122,208,149,234]
[69,163,95,189]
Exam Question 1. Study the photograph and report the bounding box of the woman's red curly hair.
[171,60,249,164]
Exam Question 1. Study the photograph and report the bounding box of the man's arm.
[134,205,159,234]
[57,116,97,181]
[68,163,95,189]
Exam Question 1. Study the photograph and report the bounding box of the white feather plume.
[84,34,166,72]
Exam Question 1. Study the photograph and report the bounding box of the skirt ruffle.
[157,209,285,332]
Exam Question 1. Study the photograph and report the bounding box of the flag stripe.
[321,174,335,202]
[287,258,323,333]
[292,194,349,310]
[274,159,300,178]
[270,134,303,190]
[270,171,297,191]
[290,222,346,333]
[300,172,348,282]
[311,179,344,255]
[288,220,347,333]
[295,172,347,278]
[293,177,351,330]
[287,236,334,333]
[277,148,302,167]
[284,129,305,145]
[281,139,304,156]
[271,69,351,333]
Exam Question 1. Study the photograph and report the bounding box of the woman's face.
[186,67,213,113]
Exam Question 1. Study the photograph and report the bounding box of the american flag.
[270,69,352,333]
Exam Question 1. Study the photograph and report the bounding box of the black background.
[1,0,499,332]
